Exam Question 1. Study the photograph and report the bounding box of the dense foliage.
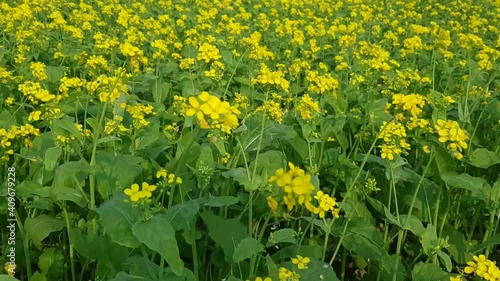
[0,0,499,280]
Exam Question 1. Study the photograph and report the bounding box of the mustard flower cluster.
[183,91,240,134]
[463,255,500,280]
[296,94,320,120]
[434,119,468,159]
[156,168,183,184]
[378,121,410,160]
[392,93,427,117]
[197,43,221,63]
[252,63,290,92]
[124,182,157,204]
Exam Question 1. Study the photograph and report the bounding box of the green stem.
[15,209,32,279]
[63,207,76,281]
[329,220,348,265]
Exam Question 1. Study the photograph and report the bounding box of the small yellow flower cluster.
[378,121,410,160]
[104,116,129,135]
[126,103,156,129]
[253,63,289,92]
[119,41,148,71]
[434,119,468,159]
[305,70,339,95]
[184,91,241,134]
[269,162,315,212]
[18,81,56,103]
[245,277,272,281]
[392,93,426,117]
[58,77,85,95]
[256,100,285,124]
[156,168,182,184]
[0,124,40,161]
[312,191,340,218]
[0,66,13,83]
[197,43,221,63]
[85,74,130,103]
[291,255,311,270]
[278,266,300,281]
[464,254,500,280]
[86,55,110,72]
[30,62,48,81]
[4,262,15,276]
[124,182,157,204]
[234,93,249,109]
[296,94,320,120]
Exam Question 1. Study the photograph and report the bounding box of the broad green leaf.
[53,159,93,189]
[38,248,64,273]
[296,259,340,281]
[153,82,171,104]
[203,196,239,207]
[44,147,62,171]
[441,172,490,201]
[441,224,473,263]
[399,215,425,236]
[421,224,439,256]
[342,218,385,261]
[233,237,264,262]
[289,137,308,160]
[95,152,143,199]
[196,145,215,189]
[201,210,248,263]
[135,117,160,150]
[25,214,65,247]
[266,255,279,281]
[70,230,129,270]
[28,272,47,281]
[95,194,141,248]
[50,186,87,207]
[379,254,406,281]
[45,66,66,83]
[469,148,500,169]
[340,197,375,223]
[132,214,184,276]
[164,200,200,232]
[52,117,81,140]
[411,262,451,281]
[433,146,456,175]
[0,275,20,281]
[267,229,298,246]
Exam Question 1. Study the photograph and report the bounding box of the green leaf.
[342,218,385,261]
[441,172,490,201]
[109,272,155,281]
[266,255,279,281]
[25,214,65,247]
[470,233,500,252]
[38,248,64,273]
[441,224,473,263]
[468,148,500,169]
[135,117,160,150]
[296,259,340,281]
[267,229,297,246]
[44,147,62,171]
[433,146,456,175]
[132,214,184,276]
[0,275,20,281]
[437,250,452,272]
[379,254,406,281]
[399,215,425,236]
[95,194,141,248]
[50,186,87,207]
[52,117,81,140]
[201,210,248,263]
[203,196,239,207]
[411,262,451,281]
[153,82,171,104]
[45,66,66,83]
[70,230,129,270]
[28,272,47,281]
[164,200,200,232]
[95,152,143,199]
[421,224,439,256]
[233,237,264,262]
